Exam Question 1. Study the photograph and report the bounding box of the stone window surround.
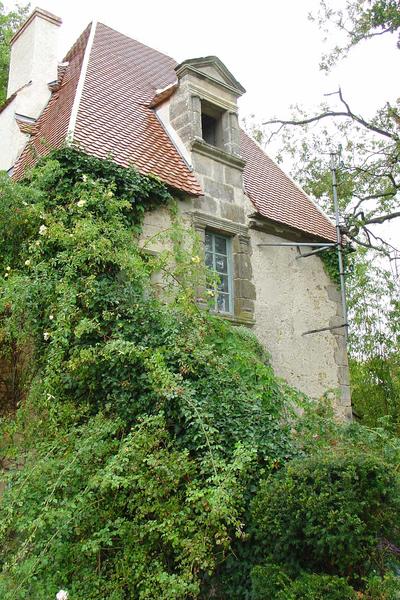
[192,211,255,325]
[188,83,241,159]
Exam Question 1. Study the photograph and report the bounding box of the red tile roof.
[13,25,91,179]
[73,24,201,195]
[240,131,336,242]
[12,21,336,241]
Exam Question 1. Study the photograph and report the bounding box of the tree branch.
[263,88,397,141]
[363,211,400,226]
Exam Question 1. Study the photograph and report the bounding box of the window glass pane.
[204,231,232,314]
[214,236,227,255]
[217,293,230,313]
[205,252,213,268]
[215,255,228,274]
[217,275,229,293]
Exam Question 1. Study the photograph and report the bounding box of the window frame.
[204,230,234,315]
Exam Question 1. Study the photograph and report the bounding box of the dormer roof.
[175,56,246,96]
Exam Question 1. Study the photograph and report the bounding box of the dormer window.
[171,55,246,157]
[201,101,223,148]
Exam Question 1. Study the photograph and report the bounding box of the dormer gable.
[175,56,246,98]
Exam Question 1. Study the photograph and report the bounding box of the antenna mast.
[330,150,348,343]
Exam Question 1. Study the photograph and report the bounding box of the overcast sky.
[5,0,400,245]
[6,0,398,120]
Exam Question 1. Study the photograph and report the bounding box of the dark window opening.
[200,101,224,148]
[201,113,217,146]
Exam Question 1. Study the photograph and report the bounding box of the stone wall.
[144,59,352,417]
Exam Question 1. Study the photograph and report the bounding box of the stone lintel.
[191,211,249,237]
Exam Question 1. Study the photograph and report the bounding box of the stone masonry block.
[234,278,256,300]
[337,365,350,386]
[327,284,341,303]
[171,113,190,131]
[192,153,214,177]
[203,177,234,202]
[193,195,218,214]
[224,165,243,188]
[175,124,192,145]
[234,253,253,280]
[220,202,246,223]
[170,100,187,121]
[211,160,225,183]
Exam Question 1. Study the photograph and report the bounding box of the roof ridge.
[67,21,97,140]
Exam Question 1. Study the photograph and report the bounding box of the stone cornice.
[248,213,333,244]
[175,59,245,97]
[192,211,249,237]
[192,138,245,171]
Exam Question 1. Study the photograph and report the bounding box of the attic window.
[201,101,224,148]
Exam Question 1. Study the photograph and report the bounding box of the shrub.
[252,450,400,581]
[251,564,357,600]
[0,413,254,599]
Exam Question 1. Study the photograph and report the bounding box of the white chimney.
[7,7,62,119]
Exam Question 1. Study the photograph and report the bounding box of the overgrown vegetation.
[0,149,399,599]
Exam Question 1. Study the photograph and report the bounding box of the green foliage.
[0,149,303,598]
[350,355,400,433]
[0,413,254,599]
[1,148,398,599]
[313,0,400,70]
[0,2,30,104]
[252,449,400,583]
[251,565,357,600]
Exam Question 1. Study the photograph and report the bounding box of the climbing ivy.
[0,149,399,599]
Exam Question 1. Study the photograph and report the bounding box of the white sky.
[5,0,400,245]
[6,0,398,119]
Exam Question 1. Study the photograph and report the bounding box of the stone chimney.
[6,7,62,119]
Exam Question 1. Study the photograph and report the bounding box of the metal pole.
[330,153,348,342]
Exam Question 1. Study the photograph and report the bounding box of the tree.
[0,2,30,105]
[313,0,400,71]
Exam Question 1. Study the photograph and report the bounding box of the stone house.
[0,8,351,418]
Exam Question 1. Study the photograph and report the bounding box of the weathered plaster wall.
[7,14,59,118]
[0,10,61,172]
[0,100,29,171]
[251,228,351,418]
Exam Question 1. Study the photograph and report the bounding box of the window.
[200,100,224,148]
[205,231,233,314]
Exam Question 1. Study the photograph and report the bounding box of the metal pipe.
[330,153,348,342]
[296,245,337,259]
[303,323,347,336]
